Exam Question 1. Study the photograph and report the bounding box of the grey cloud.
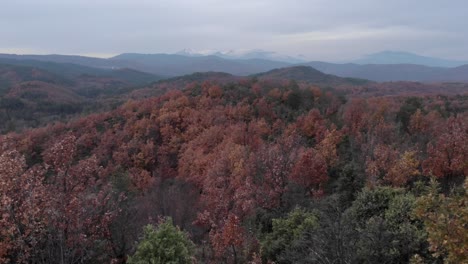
[0,0,467,60]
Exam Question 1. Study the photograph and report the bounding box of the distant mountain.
[175,48,205,57]
[215,50,306,64]
[253,66,370,86]
[303,61,468,82]
[2,52,468,83]
[0,53,120,68]
[0,50,291,77]
[352,51,468,68]
[110,53,290,76]
[0,52,290,78]
[0,57,163,85]
[174,49,306,63]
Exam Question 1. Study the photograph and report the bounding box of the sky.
[1,0,467,61]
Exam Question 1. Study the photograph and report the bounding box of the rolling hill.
[253,66,370,86]
[0,63,162,133]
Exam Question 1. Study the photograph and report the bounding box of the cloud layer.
[1,0,466,60]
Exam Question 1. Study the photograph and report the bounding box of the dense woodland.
[0,64,467,263]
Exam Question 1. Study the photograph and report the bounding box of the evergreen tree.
[128,218,194,264]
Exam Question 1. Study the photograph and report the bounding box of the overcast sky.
[1,0,467,61]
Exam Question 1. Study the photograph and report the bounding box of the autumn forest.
[0,57,467,264]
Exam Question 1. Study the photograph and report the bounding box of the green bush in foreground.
[127,218,194,264]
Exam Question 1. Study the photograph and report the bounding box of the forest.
[0,72,467,263]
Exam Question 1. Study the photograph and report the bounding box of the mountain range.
[0,51,468,83]
[303,62,468,82]
[351,51,468,67]
[176,49,307,64]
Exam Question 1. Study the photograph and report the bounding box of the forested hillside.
[0,63,162,133]
[1,77,467,263]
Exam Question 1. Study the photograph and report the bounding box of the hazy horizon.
[1,49,467,64]
[2,0,467,61]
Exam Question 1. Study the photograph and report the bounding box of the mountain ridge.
[253,65,370,86]
[302,61,468,82]
[351,51,468,67]
[1,52,468,83]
